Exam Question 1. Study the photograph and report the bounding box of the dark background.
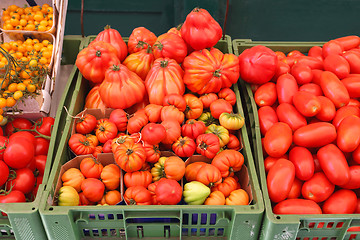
[64,0,360,41]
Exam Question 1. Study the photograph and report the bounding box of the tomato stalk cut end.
[160,60,169,68]
[95,50,102,57]
[126,148,134,156]
[213,69,222,78]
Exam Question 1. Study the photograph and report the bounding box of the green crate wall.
[65,0,360,41]
[0,36,84,240]
[233,39,360,240]
[39,35,264,240]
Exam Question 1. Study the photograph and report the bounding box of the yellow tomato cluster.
[2,4,54,32]
[0,38,52,121]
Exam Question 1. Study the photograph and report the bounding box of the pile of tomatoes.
[64,8,251,206]
[0,116,54,207]
[239,35,360,214]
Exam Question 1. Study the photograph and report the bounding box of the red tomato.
[317,144,350,186]
[311,69,323,85]
[263,122,292,157]
[35,137,49,156]
[273,61,290,79]
[4,137,35,169]
[95,119,118,144]
[155,178,182,205]
[276,73,299,104]
[301,172,335,202]
[9,131,36,146]
[312,154,322,173]
[348,99,360,108]
[315,96,336,121]
[34,117,55,137]
[308,46,323,61]
[288,50,304,58]
[199,93,218,109]
[299,83,323,96]
[293,122,337,148]
[322,189,357,214]
[320,71,350,108]
[141,123,166,145]
[293,91,321,117]
[267,158,295,203]
[5,118,32,136]
[276,103,307,131]
[181,119,206,140]
[0,160,9,187]
[102,139,112,153]
[323,54,350,79]
[353,145,360,164]
[337,115,360,152]
[210,99,232,119]
[254,82,277,107]
[342,50,360,74]
[75,114,97,134]
[287,178,303,199]
[0,136,8,160]
[80,157,103,179]
[322,40,343,58]
[109,109,128,132]
[218,88,237,106]
[339,165,360,189]
[291,63,313,85]
[273,199,322,214]
[334,35,360,50]
[332,105,360,128]
[289,147,314,181]
[0,190,26,203]
[6,168,35,194]
[35,155,47,176]
[81,178,105,202]
[341,76,360,98]
[264,155,287,172]
[296,56,323,70]
[258,106,278,136]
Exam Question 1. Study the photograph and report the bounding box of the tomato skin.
[287,178,303,199]
[155,178,182,205]
[196,133,221,159]
[273,199,322,214]
[35,155,47,176]
[337,115,360,152]
[289,147,314,181]
[322,189,357,214]
[109,109,128,132]
[153,33,187,64]
[9,131,36,146]
[339,165,360,189]
[322,40,343,58]
[80,157,103,179]
[75,114,97,135]
[308,46,323,61]
[276,73,298,104]
[258,106,278,136]
[124,186,153,205]
[315,96,336,121]
[0,160,9,187]
[263,122,292,158]
[323,54,350,79]
[293,122,337,148]
[267,159,295,203]
[0,136,8,160]
[301,172,335,202]
[341,76,360,98]
[95,119,118,144]
[353,145,360,164]
[199,93,218,109]
[35,117,55,137]
[254,82,277,107]
[291,63,313,85]
[210,99,232,119]
[274,61,290,79]
[296,56,323,70]
[5,118,32,136]
[181,119,206,140]
[81,178,105,202]
[311,69,323,85]
[332,105,360,128]
[4,137,35,169]
[293,91,321,117]
[276,103,307,131]
[0,190,26,203]
[317,144,350,186]
[6,168,35,194]
[334,35,360,50]
[264,155,287,172]
[141,123,166,145]
[68,134,95,155]
[343,51,360,74]
[320,71,350,108]
[35,137,50,156]
[299,83,323,96]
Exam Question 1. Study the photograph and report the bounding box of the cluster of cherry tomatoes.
[0,116,54,208]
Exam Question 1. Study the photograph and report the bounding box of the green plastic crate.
[39,36,264,240]
[0,36,84,240]
[233,40,360,240]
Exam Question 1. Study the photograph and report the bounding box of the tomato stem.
[154,42,163,51]
[199,142,208,150]
[129,199,137,205]
[95,50,102,57]
[126,148,134,155]
[104,25,111,30]
[13,127,51,140]
[160,60,169,68]
[213,69,222,78]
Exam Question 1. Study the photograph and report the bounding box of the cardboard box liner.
[54,153,124,206]
[0,0,58,35]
